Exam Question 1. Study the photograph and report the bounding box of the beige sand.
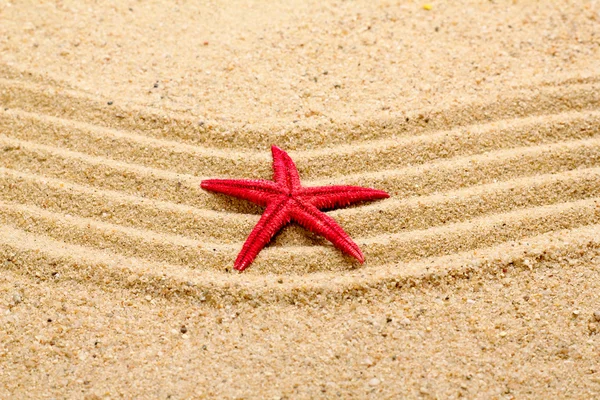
[1,0,600,398]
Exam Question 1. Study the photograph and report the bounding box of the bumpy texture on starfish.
[201,145,390,271]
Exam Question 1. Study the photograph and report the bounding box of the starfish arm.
[201,179,282,206]
[271,145,302,192]
[234,198,292,271]
[300,185,389,209]
[290,199,364,263]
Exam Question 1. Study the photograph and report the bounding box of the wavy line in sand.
[1,222,599,305]
[2,106,600,179]
[1,64,599,151]
[1,171,599,274]
[2,134,600,215]
[2,161,600,246]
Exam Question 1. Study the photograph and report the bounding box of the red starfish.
[201,145,389,271]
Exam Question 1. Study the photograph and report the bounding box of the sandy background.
[1,0,600,398]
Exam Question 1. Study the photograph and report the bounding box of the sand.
[1,0,600,398]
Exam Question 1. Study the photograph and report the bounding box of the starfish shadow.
[267,224,329,247]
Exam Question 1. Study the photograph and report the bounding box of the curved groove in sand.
[2,106,599,180]
[311,137,600,193]
[3,134,600,215]
[0,167,251,243]
[0,200,235,269]
[256,197,600,274]
[2,160,600,247]
[1,173,598,275]
[1,221,599,305]
[1,71,600,151]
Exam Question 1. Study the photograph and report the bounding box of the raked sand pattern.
[2,1,600,398]
[1,65,600,300]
